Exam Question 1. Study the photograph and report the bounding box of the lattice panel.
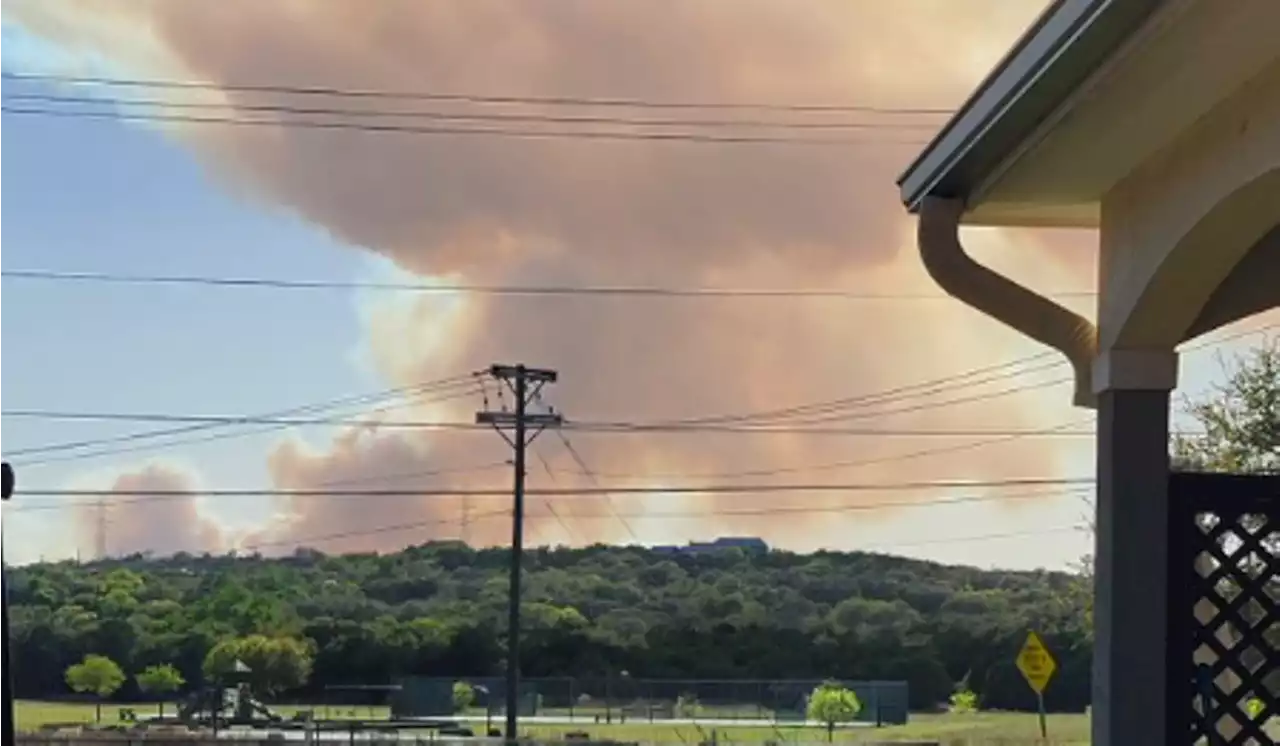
[1185,509,1279,746]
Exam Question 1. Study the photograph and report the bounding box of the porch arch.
[1107,167,1280,351]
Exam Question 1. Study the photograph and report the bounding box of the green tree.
[135,663,185,717]
[806,681,861,741]
[65,654,126,722]
[452,681,476,713]
[948,673,979,714]
[203,635,313,695]
[1172,340,1278,473]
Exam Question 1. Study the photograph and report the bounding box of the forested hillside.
[7,543,1093,711]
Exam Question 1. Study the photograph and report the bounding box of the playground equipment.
[167,660,285,728]
[132,661,469,738]
[175,682,284,726]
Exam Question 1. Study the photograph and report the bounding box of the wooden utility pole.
[475,364,562,741]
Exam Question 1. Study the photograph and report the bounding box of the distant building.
[652,536,769,555]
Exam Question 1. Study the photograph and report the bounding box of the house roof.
[896,0,1162,213]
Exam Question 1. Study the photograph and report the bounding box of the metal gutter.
[897,0,1164,213]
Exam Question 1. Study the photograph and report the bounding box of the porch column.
[1090,348,1178,746]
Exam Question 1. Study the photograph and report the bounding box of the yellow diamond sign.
[1016,631,1057,694]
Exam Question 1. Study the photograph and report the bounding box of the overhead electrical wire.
[554,430,640,542]
[15,319,1267,468]
[629,320,1276,433]
[3,92,946,133]
[5,354,1078,486]
[12,478,1090,501]
[527,449,581,544]
[2,302,1268,494]
[4,374,482,460]
[4,353,1071,468]
[0,107,929,147]
[0,410,1099,438]
[651,357,1071,429]
[5,324,1268,473]
[20,481,1090,516]
[0,72,957,116]
[668,359,1046,423]
[558,419,1096,483]
[0,268,1097,301]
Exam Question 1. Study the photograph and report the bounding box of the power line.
[661,364,1073,430]
[5,315,1267,477]
[0,107,929,147]
[3,92,946,133]
[614,353,1067,429]
[0,268,1097,300]
[553,430,640,543]
[672,316,1270,430]
[8,355,1078,482]
[4,374,482,460]
[5,352,1075,471]
[529,448,579,545]
[8,321,1266,472]
[559,419,1097,483]
[0,410,1100,438]
[14,483,1093,524]
[10,476,1093,502]
[0,72,957,116]
[528,388,638,543]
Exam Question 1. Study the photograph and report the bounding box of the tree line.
[7,543,1093,712]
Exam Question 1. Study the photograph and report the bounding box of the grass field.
[17,700,1092,744]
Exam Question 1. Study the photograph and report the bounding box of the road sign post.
[1015,630,1057,739]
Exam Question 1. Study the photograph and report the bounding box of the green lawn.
[17,700,1091,743]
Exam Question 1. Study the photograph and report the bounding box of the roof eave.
[897,0,1162,214]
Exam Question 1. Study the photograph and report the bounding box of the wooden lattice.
[1170,473,1279,746]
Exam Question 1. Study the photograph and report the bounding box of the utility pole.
[475,364,562,741]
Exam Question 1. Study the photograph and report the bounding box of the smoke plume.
[10,0,1100,555]
[73,464,225,558]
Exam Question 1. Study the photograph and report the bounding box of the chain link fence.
[394,677,907,726]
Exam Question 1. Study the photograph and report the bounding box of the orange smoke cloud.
[74,464,225,557]
[10,0,1099,555]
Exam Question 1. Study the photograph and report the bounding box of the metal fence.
[392,677,908,726]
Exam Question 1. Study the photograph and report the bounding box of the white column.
[1090,349,1178,746]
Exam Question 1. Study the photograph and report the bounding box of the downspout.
[918,196,1098,408]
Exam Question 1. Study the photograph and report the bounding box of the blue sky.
[1,28,386,560]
